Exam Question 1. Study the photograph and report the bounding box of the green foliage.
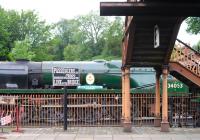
[32,46,54,61]
[193,40,200,53]
[53,19,80,60]
[63,44,94,61]
[76,11,109,56]
[11,38,35,60]
[102,17,123,58]
[0,43,9,58]
[6,10,21,42]
[44,37,62,60]
[0,7,53,61]
[55,19,79,45]
[186,17,200,34]
[63,45,80,61]
[0,7,12,60]
[19,10,52,48]
[92,55,121,61]
[56,12,122,61]
[0,6,124,61]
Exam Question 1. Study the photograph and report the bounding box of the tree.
[76,11,109,56]
[1,7,124,61]
[0,7,22,60]
[193,40,200,53]
[53,19,80,60]
[6,10,21,43]
[63,45,80,61]
[18,10,52,48]
[44,37,62,61]
[17,10,54,61]
[102,17,123,58]
[54,12,110,60]
[0,7,52,60]
[55,19,79,45]
[0,7,13,60]
[32,45,54,61]
[10,10,53,61]
[63,44,94,61]
[11,38,35,60]
[186,17,200,34]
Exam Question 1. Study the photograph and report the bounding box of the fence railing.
[0,93,199,128]
[131,93,200,127]
[0,93,122,128]
[132,94,155,126]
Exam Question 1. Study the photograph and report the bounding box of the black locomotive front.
[0,60,42,89]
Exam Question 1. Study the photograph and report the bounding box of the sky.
[0,0,199,46]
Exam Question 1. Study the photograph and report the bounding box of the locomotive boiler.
[0,60,155,89]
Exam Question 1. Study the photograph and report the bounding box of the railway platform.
[0,127,200,140]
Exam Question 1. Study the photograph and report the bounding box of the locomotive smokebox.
[0,62,28,89]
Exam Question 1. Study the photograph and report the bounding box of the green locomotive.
[1,60,198,128]
[0,60,157,89]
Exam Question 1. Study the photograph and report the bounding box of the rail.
[0,93,122,127]
[170,39,200,77]
[1,93,199,128]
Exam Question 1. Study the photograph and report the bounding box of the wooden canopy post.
[161,65,170,132]
[121,67,125,126]
[123,67,132,132]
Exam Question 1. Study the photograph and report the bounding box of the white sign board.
[52,67,80,86]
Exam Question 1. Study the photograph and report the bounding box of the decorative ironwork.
[171,39,200,77]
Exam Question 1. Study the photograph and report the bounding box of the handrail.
[170,39,200,77]
[176,38,200,56]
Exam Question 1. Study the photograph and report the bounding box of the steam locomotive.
[1,60,199,128]
[0,60,156,89]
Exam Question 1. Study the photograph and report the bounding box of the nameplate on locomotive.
[52,67,80,86]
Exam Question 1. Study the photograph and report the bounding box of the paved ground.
[0,127,200,140]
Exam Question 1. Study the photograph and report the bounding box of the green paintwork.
[0,88,189,96]
[191,98,200,103]
[161,80,189,94]
[0,89,121,94]
[42,72,139,89]
[43,72,52,85]
[105,63,119,69]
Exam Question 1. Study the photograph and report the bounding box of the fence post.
[154,71,161,127]
[12,99,23,133]
[63,86,68,130]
